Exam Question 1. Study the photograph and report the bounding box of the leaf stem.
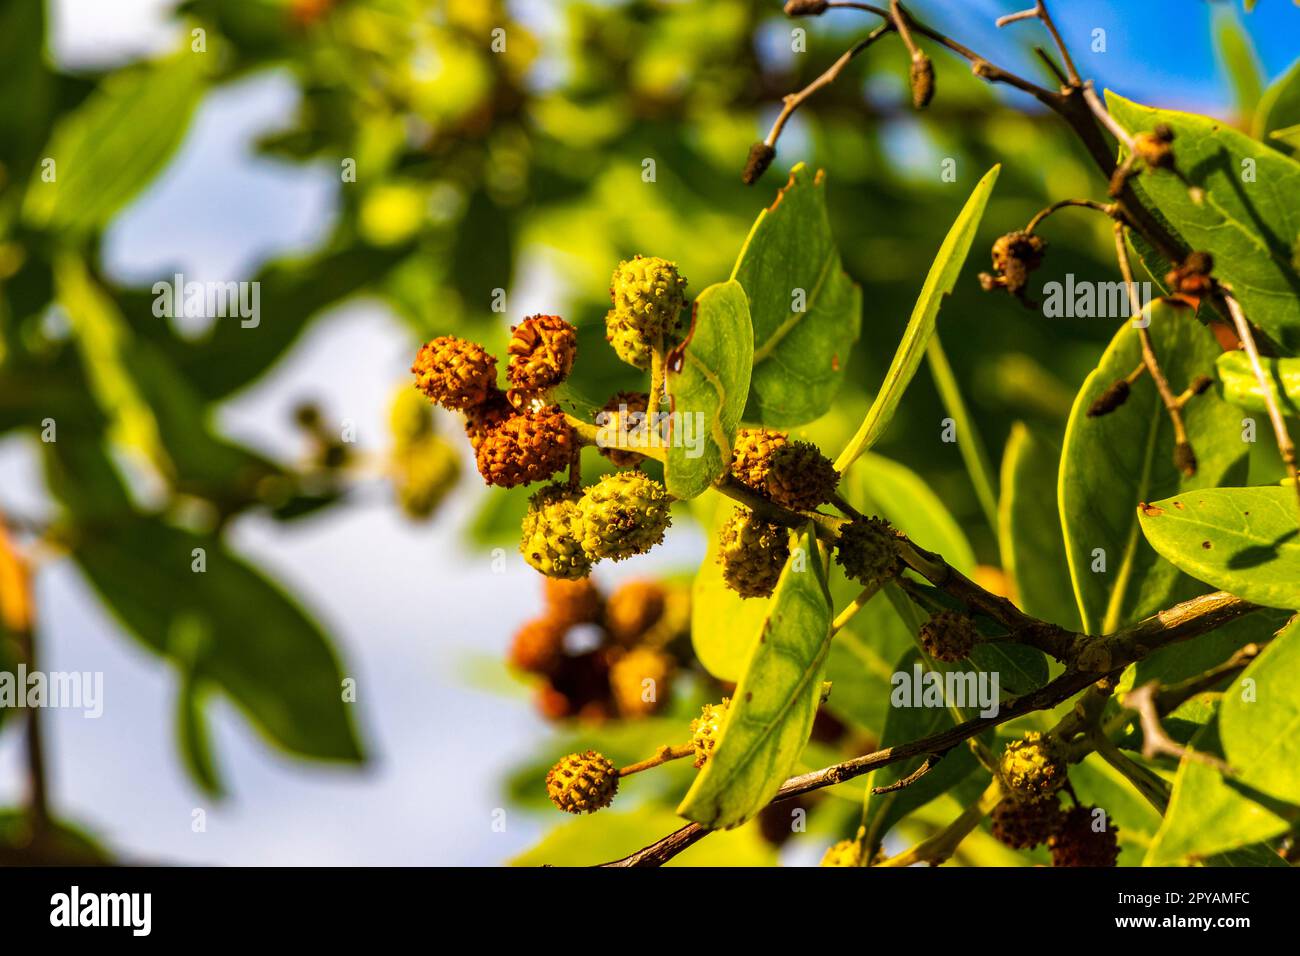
[619,742,696,778]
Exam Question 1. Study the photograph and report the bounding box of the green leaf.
[1060,300,1248,633]
[663,279,753,498]
[835,164,1000,472]
[1145,710,1292,864]
[678,525,832,829]
[1220,618,1300,807]
[849,452,975,574]
[0,811,111,865]
[731,163,860,427]
[1107,92,1300,354]
[1215,349,1300,417]
[1138,486,1300,609]
[1213,8,1263,123]
[999,422,1080,630]
[24,48,209,236]
[690,504,777,682]
[0,0,56,180]
[1254,56,1300,150]
[860,649,981,850]
[511,807,776,867]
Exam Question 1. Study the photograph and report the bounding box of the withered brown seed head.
[509,616,567,675]
[474,406,574,488]
[543,577,603,628]
[507,314,578,391]
[917,610,979,663]
[1048,805,1121,867]
[597,390,651,467]
[412,336,497,410]
[604,579,668,644]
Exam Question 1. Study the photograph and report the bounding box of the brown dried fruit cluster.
[918,610,979,663]
[596,391,651,467]
[990,796,1064,850]
[1048,805,1121,867]
[412,336,497,410]
[474,406,574,488]
[1165,251,1215,298]
[511,577,686,723]
[979,231,1046,297]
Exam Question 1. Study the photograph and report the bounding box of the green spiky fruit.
[918,610,979,663]
[690,699,729,768]
[730,427,788,491]
[765,440,839,510]
[520,485,592,579]
[411,336,497,410]
[999,732,1067,800]
[990,797,1064,850]
[577,471,672,561]
[820,839,863,867]
[604,256,687,369]
[1048,805,1120,867]
[545,750,619,814]
[717,507,790,599]
[834,516,897,587]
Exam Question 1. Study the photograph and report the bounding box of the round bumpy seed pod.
[507,314,578,391]
[509,616,567,675]
[596,391,651,467]
[690,699,730,768]
[392,436,460,520]
[545,750,619,814]
[520,485,592,579]
[999,732,1068,800]
[990,797,1064,850]
[474,406,574,488]
[1048,805,1120,867]
[463,387,514,451]
[604,579,667,644]
[543,577,603,628]
[717,508,790,599]
[730,427,788,492]
[412,336,497,410]
[611,256,686,330]
[918,610,979,663]
[609,647,674,718]
[765,441,839,510]
[835,516,897,588]
[577,471,672,561]
[820,839,863,868]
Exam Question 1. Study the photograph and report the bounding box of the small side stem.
[619,742,695,778]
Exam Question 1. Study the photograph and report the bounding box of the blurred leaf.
[0,0,56,179]
[1108,92,1300,354]
[679,525,832,829]
[1254,55,1300,151]
[1060,300,1247,633]
[1213,8,1263,124]
[1139,486,1300,609]
[44,440,365,766]
[511,807,776,867]
[835,165,1000,472]
[732,163,861,426]
[0,811,110,865]
[23,48,209,236]
[1216,349,1300,417]
[663,279,752,498]
[998,422,1079,630]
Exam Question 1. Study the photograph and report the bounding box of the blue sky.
[1,0,1297,866]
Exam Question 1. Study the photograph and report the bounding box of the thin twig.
[869,750,946,795]
[619,742,695,778]
[1024,197,1115,235]
[1221,289,1300,520]
[1124,682,1232,772]
[1114,224,1196,475]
